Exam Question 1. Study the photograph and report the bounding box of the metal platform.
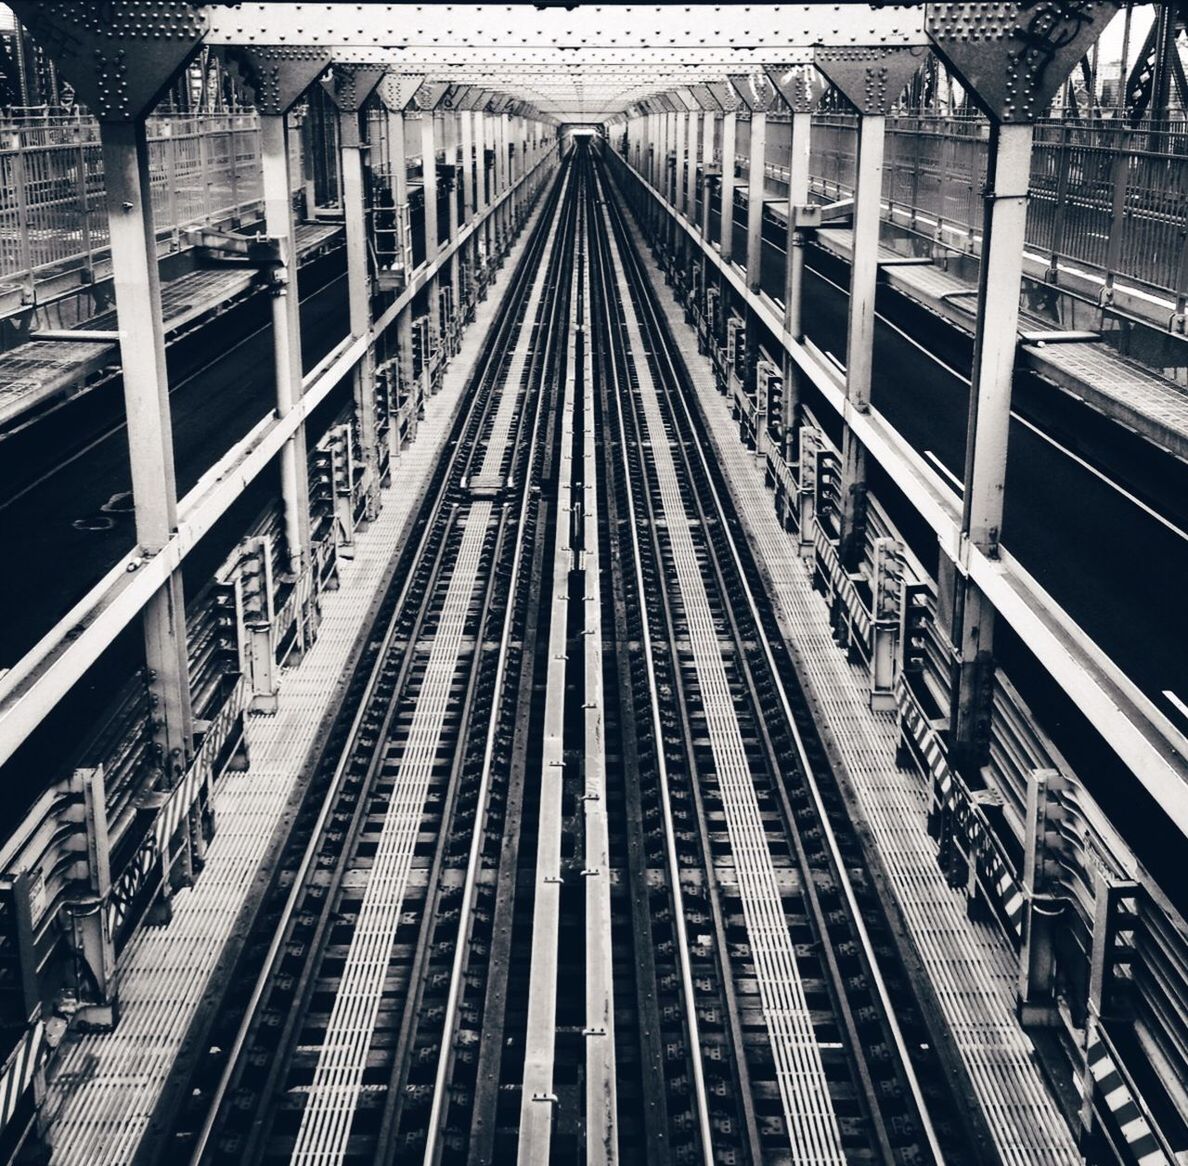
[630,215,1083,1164]
[38,217,525,1166]
[0,222,343,430]
[806,222,1188,463]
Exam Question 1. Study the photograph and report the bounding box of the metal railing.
[0,112,264,295]
[794,112,1188,311]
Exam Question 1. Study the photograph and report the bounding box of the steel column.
[338,107,380,520]
[260,114,313,595]
[838,114,885,571]
[745,111,766,293]
[686,106,699,219]
[421,111,440,259]
[719,111,737,263]
[101,120,194,783]
[781,110,812,449]
[673,109,687,217]
[950,121,1034,771]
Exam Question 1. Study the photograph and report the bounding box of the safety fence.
[795,112,1188,312]
[0,113,265,295]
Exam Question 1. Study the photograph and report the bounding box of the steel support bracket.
[378,72,427,112]
[814,45,926,115]
[764,62,826,113]
[792,198,854,230]
[926,2,1120,123]
[185,227,282,267]
[11,1,207,122]
[727,72,780,113]
[322,63,386,114]
[219,45,333,116]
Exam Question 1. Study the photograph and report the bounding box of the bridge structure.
[0,4,1183,1165]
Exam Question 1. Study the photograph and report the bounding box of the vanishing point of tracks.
[162,141,978,1166]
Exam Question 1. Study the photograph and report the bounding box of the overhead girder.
[203,4,930,50]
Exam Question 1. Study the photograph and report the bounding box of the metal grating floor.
[41,210,545,1166]
[630,216,1081,1166]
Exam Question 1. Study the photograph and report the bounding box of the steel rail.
[183,167,568,1166]
[586,155,717,1166]
[420,161,579,1166]
[603,154,947,1162]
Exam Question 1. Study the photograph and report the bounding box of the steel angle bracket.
[378,72,427,112]
[687,83,721,111]
[11,1,208,122]
[412,79,453,111]
[185,227,283,267]
[322,64,386,113]
[926,1,1120,123]
[704,79,742,114]
[813,45,926,116]
[764,62,826,114]
[727,71,779,113]
[219,44,333,115]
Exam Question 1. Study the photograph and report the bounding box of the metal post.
[459,107,475,314]
[700,110,715,236]
[838,114,885,572]
[950,121,1033,773]
[673,108,687,217]
[720,111,738,263]
[338,105,380,519]
[686,106,698,219]
[745,111,767,292]
[782,110,812,451]
[421,111,439,260]
[260,114,313,601]
[101,120,194,781]
[1017,768,1062,1026]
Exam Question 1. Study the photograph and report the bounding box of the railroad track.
[158,140,984,1166]
[588,147,979,1162]
[164,152,576,1166]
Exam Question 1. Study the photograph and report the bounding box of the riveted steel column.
[815,46,922,573]
[766,61,825,454]
[103,119,194,781]
[380,74,423,452]
[745,111,767,294]
[261,114,314,585]
[326,66,386,522]
[420,110,440,260]
[685,104,699,219]
[719,111,737,263]
[459,103,476,313]
[837,112,883,570]
[673,107,687,216]
[782,111,812,444]
[950,120,1033,765]
[700,110,715,237]
[925,2,1115,776]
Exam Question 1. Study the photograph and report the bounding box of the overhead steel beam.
[205,4,929,49]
